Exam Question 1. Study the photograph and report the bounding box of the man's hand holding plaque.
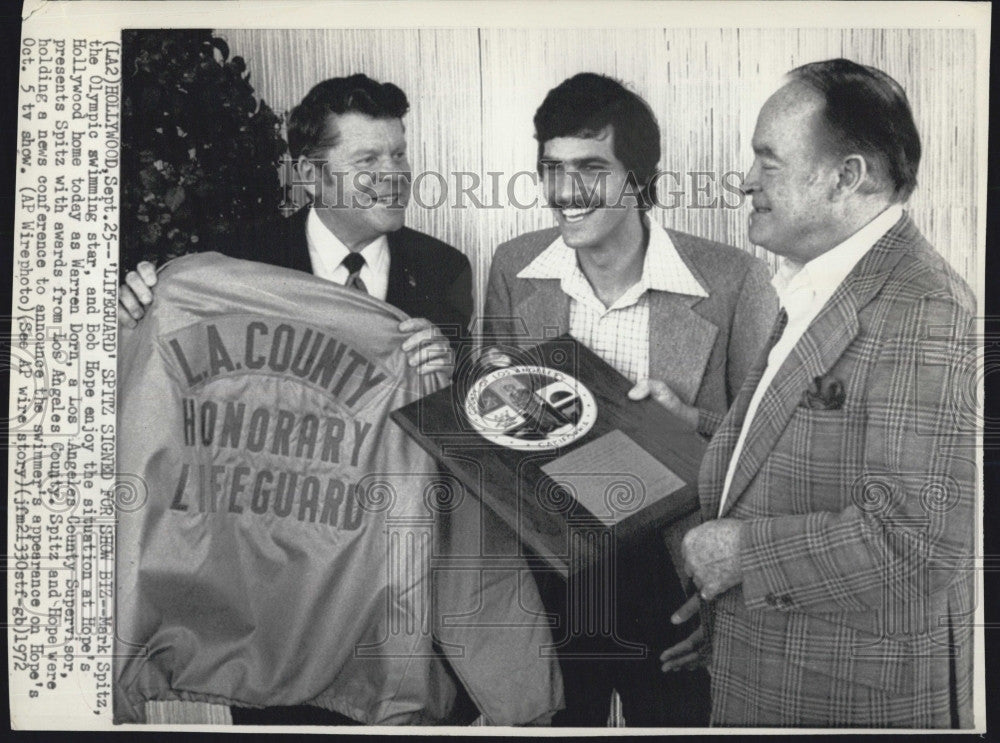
[627,378,700,430]
[391,336,708,574]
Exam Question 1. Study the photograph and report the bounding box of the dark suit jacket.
[221,208,473,351]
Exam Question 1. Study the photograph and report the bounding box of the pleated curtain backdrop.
[215,27,978,318]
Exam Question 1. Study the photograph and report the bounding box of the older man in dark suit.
[119,74,472,371]
[482,73,778,726]
[661,59,976,728]
[117,73,474,725]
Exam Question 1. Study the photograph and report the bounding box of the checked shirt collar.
[516,217,709,311]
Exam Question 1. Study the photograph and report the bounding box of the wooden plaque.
[391,336,707,576]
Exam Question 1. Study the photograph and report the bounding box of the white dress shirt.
[717,204,903,517]
[517,218,708,383]
[305,207,390,301]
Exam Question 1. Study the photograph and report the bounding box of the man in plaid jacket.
[660,59,977,727]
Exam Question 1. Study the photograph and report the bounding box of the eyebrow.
[340,149,374,162]
[348,144,405,159]
[752,144,780,160]
[538,156,614,168]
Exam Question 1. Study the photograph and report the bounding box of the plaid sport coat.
[698,214,977,727]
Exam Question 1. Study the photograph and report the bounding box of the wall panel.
[216,27,978,316]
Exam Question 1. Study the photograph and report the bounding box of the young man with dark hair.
[662,59,975,727]
[482,72,778,726]
[119,73,472,372]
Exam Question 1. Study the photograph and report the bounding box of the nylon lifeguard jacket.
[114,252,457,724]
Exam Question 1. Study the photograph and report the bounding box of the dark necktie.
[341,252,368,294]
[768,307,789,352]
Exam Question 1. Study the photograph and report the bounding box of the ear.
[296,155,317,201]
[834,154,869,198]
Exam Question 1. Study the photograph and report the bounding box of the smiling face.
[744,83,843,262]
[300,111,411,249]
[540,127,644,253]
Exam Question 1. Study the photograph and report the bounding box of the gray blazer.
[451,225,779,708]
[482,226,779,436]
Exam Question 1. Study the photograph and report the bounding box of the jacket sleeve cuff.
[740,517,798,612]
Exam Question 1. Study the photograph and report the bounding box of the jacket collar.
[287,207,418,302]
[706,212,918,518]
[516,218,709,299]
[511,219,718,404]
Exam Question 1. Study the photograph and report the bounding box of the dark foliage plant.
[121,30,287,274]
